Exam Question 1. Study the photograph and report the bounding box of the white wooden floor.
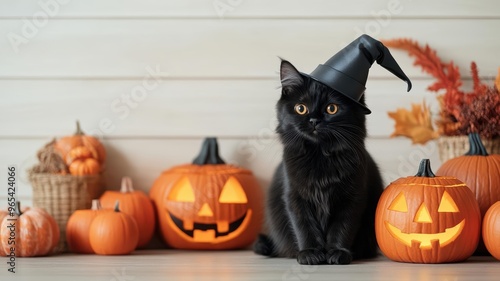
[2,250,499,281]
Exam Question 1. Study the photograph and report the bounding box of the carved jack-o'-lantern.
[375,159,481,263]
[150,138,264,249]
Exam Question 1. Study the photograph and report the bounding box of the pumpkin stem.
[415,159,435,177]
[14,201,22,216]
[120,177,135,193]
[465,133,488,156]
[114,200,120,212]
[192,137,226,165]
[91,199,102,210]
[75,120,84,136]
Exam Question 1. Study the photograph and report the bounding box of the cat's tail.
[253,234,276,256]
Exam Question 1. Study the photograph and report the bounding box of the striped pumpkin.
[0,202,60,257]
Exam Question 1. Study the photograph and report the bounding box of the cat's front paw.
[325,248,352,265]
[297,249,326,265]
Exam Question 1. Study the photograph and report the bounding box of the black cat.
[253,60,384,265]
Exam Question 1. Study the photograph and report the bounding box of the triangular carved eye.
[388,192,408,212]
[168,176,195,202]
[438,191,459,212]
[414,203,433,223]
[219,177,248,204]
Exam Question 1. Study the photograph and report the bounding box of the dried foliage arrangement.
[384,38,500,144]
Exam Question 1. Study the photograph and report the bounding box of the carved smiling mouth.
[169,211,250,242]
[385,220,465,249]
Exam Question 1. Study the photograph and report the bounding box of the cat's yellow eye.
[294,104,308,115]
[326,104,338,115]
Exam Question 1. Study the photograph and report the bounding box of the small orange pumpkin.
[69,158,100,175]
[66,146,94,164]
[89,201,139,255]
[483,201,500,260]
[375,159,481,263]
[150,137,264,250]
[100,177,156,248]
[66,199,111,254]
[0,202,60,257]
[437,133,500,254]
[54,121,106,165]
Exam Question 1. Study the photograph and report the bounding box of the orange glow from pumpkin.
[385,220,465,249]
[414,203,432,223]
[167,176,195,202]
[388,192,408,212]
[218,177,248,204]
[164,176,252,244]
[438,191,459,213]
[197,203,214,217]
[385,191,466,249]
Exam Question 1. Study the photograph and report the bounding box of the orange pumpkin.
[66,146,94,164]
[66,199,111,254]
[483,201,500,260]
[89,201,139,255]
[150,137,264,250]
[69,158,100,175]
[100,177,156,248]
[437,133,500,254]
[375,159,481,263]
[54,121,106,164]
[0,202,60,257]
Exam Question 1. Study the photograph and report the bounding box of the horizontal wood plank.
[0,19,498,78]
[1,0,499,18]
[0,79,440,138]
[0,137,441,203]
[0,251,498,281]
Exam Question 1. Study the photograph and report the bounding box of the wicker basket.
[437,136,500,162]
[28,173,103,253]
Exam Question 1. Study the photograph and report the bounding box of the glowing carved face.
[384,191,464,249]
[165,176,252,243]
[375,160,481,263]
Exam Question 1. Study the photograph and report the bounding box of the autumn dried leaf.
[388,102,439,144]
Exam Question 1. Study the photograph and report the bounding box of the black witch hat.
[303,34,412,114]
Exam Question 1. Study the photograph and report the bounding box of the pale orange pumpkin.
[375,159,481,263]
[89,201,139,255]
[0,202,60,257]
[0,209,7,224]
[66,199,111,254]
[69,158,100,175]
[150,137,264,250]
[100,177,156,248]
[483,201,500,260]
[54,121,106,164]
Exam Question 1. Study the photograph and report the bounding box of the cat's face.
[276,60,367,150]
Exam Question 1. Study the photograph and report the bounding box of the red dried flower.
[383,38,500,140]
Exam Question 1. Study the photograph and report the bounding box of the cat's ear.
[280,59,304,91]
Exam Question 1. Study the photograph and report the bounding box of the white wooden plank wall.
[1,0,499,208]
